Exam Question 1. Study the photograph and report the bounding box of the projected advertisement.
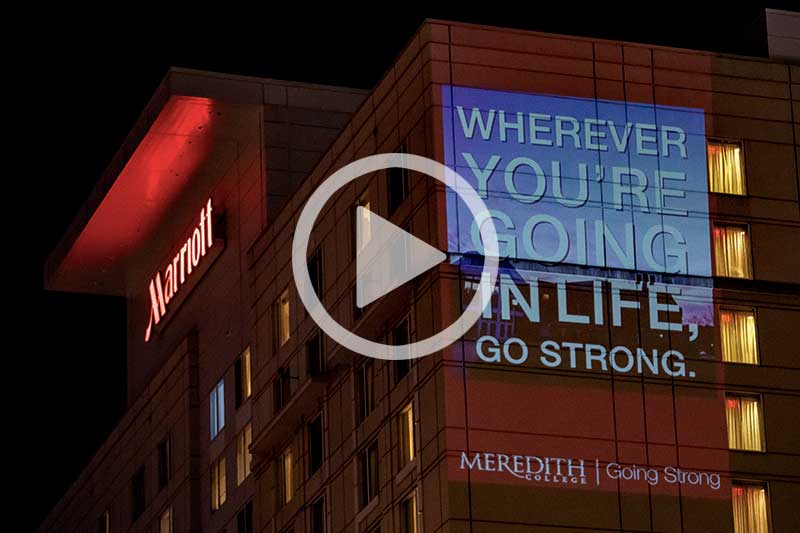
[442,85,727,526]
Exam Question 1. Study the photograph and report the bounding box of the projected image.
[441,85,727,524]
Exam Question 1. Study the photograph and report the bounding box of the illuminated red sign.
[145,198,215,342]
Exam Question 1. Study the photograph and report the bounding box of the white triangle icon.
[356,206,446,308]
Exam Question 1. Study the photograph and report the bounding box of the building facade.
[42,18,799,533]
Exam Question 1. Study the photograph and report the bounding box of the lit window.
[726,394,765,452]
[720,309,759,364]
[158,436,171,490]
[399,403,415,465]
[356,360,376,423]
[708,140,745,195]
[235,347,252,408]
[355,199,372,256]
[400,491,418,533]
[210,379,225,439]
[280,447,293,505]
[308,413,324,475]
[97,510,110,533]
[360,441,379,508]
[159,507,172,533]
[278,289,291,347]
[732,482,769,533]
[311,496,325,533]
[713,224,752,279]
[236,423,253,485]
[211,455,227,510]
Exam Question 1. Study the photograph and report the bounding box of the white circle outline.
[292,153,499,361]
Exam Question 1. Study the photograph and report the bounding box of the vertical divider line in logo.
[595,459,600,486]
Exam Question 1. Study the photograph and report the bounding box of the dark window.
[308,248,323,297]
[356,360,376,423]
[307,331,324,377]
[236,500,253,533]
[131,466,146,522]
[401,492,417,533]
[308,413,324,474]
[274,367,292,413]
[311,496,325,533]
[388,143,409,215]
[97,510,110,533]
[235,358,243,408]
[360,441,379,508]
[353,285,364,321]
[158,436,171,490]
[392,317,411,383]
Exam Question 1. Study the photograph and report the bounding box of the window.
[237,500,253,533]
[393,317,411,383]
[158,436,171,490]
[307,331,324,377]
[131,466,145,522]
[97,510,110,533]
[726,394,765,452]
[400,491,418,533]
[308,248,323,297]
[732,482,769,533]
[713,224,752,279]
[235,347,252,408]
[277,288,291,347]
[211,455,227,511]
[360,441,379,508]
[308,413,324,475]
[708,140,745,195]
[354,198,372,258]
[210,379,225,439]
[237,423,253,485]
[159,507,172,533]
[280,447,294,505]
[388,144,409,215]
[311,496,325,533]
[356,359,376,423]
[720,308,759,364]
[274,367,292,413]
[399,403,415,465]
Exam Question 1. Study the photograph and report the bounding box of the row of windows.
[275,401,416,514]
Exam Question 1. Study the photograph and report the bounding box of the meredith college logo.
[145,198,216,342]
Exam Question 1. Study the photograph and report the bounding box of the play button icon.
[292,153,499,361]
[356,206,447,308]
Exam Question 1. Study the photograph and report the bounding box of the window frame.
[236,423,253,485]
[725,391,767,453]
[276,287,292,349]
[308,412,325,475]
[707,138,747,196]
[712,221,754,279]
[279,446,294,506]
[400,490,418,533]
[359,440,380,508]
[158,434,171,490]
[211,454,227,511]
[731,480,771,533]
[210,379,225,440]
[717,305,760,365]
[399,402,415,467]
[356,359,376,423]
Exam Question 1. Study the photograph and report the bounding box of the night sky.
[16,6,795,531]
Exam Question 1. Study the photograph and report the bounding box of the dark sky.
[16,5,795,531]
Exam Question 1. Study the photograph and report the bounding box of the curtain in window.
[714,226,752,278]
[720,309,758,364]
[732,484,768,533]
[709,142,745,194]
[726,396,763,451]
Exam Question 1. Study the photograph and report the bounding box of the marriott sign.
[145,198,216,342]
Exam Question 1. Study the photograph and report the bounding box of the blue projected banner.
[443,85,712,278]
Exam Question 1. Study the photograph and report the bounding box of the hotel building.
[41,13,799,533]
